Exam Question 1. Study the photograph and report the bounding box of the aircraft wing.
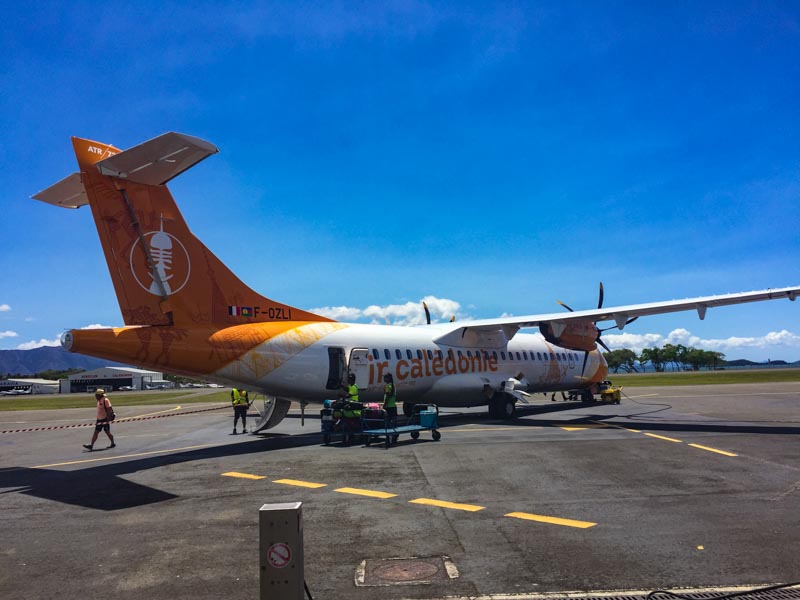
[431,286,800,347]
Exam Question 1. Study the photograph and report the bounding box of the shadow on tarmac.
[4,401,797,512]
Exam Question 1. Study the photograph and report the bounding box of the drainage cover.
[355,556,459,587]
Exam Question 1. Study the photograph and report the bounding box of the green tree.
[639,347,665,372]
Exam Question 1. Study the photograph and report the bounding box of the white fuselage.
[215,323,606,407]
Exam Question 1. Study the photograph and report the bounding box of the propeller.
[422,301,455,325]
[556,282,636,374]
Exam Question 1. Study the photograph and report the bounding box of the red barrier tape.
[0,404,232,434]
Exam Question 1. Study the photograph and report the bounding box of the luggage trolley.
[320,400,363,445]
[362,403,441,448]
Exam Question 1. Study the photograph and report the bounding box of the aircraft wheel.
[432,430,441,441]
[410,431,420,440]
[502,395,516,420]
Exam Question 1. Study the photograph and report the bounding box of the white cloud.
[310,296,462,326]
[16,337,61,350]
[603,328,800,356]
[0,330,18,340]
[0,304,10,312]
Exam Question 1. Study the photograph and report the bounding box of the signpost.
[259,502,304,600]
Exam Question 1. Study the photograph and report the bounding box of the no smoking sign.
[267,542,292,569]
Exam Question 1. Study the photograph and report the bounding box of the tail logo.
[129,218,191,296]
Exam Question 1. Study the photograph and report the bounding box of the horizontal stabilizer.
[31,173,88,209]
[96,132,219,186]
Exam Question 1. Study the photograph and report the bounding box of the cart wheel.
[365,436,371,446]
[432,430,441,441]
[392,434,399,444]
[385,437,390,449]
[410,431,420,440]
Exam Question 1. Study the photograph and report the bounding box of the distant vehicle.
[119,385,136,391]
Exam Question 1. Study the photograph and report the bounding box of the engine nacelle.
[539,321,599,352]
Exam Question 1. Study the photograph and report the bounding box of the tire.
[410,431,420,440]
[432,430,441,441]
[501,396,516,420]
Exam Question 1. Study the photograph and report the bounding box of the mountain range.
[0,346,129,376]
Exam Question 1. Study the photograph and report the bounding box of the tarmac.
[1,382,799,600]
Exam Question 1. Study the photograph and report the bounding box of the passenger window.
[427,349,433,360]
[466,350,472,358]
[384,349,391,360]
[406,349,412,359]
[516,352,521,361]
[448,349,454,359]
[437,350,443,359]
[523,351,528,360]
[492,351,498,360]
[417,349,423,360]
[550,353,555,360]
[395,349,402,360]
[501,352,506,360]
[372,349,379,359]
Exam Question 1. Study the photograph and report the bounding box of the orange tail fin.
[33,132,332,327]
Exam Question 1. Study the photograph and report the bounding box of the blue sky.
[2,1,799,361]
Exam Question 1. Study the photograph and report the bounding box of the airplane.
[32,132,800,432]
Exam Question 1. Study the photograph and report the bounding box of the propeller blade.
[598,282,604,309]
[597,338,611,353]
[423,301,431,325]
[557,300,574,312]
[580,351,589,377]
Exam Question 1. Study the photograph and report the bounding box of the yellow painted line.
[505,511,596,529]
[222,471,266,480]
[334,487,397,499]
[273,479,327,489]
[644,433,683,443]
[560,424,609,431]
[590,420,641,433]
[409,498,485,512]
[688,443,738,457]
[32,443,220,468]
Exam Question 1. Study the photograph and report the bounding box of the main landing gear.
[488,393,516,420]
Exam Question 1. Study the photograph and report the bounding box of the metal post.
[260,502,304,600]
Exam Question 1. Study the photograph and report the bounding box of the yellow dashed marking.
[335,487,397,499]
[222,471,266,480]
[688,444,738,457]
[409,498,485,512]
[644,433,683,443]
[505,512,596,529]
[560,424,609,431]
[273,479,327,489]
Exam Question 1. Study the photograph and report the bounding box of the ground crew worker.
[343,373,359,403]
[83,388,115,451]
[231,387,250,434]
[383,373,397,427]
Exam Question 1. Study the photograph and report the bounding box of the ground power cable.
[647,581,800,600]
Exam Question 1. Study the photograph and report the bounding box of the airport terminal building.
[61,367,166,394]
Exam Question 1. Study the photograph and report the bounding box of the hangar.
[0,378,59,395]
[62,367,165,394]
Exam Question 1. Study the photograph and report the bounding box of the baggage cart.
[320,400,363,445]
[362,404,441,448]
